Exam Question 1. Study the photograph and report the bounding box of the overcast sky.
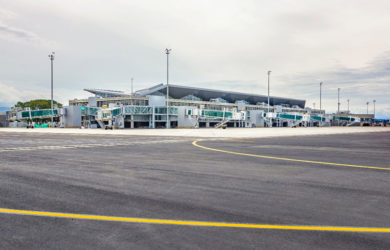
[0,0,389,118]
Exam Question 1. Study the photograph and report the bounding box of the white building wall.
[63,106,81,128]
[178,106,198,128]
[249,110,265,127]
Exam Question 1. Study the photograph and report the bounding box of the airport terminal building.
[8,83,374,129]
[67,83,316,129]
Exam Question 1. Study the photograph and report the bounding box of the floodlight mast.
[337,88,340,114]
[131,77,134,95]
[319,82,323,111]
[165,48,171,128]
[267,70,271,127]
[267,71,271,114]
[48,52,55,125]
[320,82,323,126]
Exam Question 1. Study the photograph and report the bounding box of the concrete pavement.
[0,131,389,249]
[1,126,389,138]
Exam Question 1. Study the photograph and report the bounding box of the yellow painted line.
[0,208,389,232]
[192,140,390,171]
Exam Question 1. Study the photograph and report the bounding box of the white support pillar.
[151,106,155,129]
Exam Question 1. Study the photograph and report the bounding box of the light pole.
[320,82,323,126]
[131,77,134,95]
[48,52,55,125]
[267,70,271,127]
[313,103,315,110]
[337,88,340,114]
[165,48,171,128]
[347,99,350,114]
[267,71,271,114]
[320,82,323,111]
[373,100,376,118]
[366,101,369,114]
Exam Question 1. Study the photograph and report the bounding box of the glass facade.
[21,109,58,118]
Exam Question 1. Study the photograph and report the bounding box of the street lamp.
[337,88,340,114]
[48,52,55,125]
[165,48,171,128]
[366,101,369,114]
[267,71,271,113]
[319,82,323,126]
[373,100,376,118]
[347,99,350,114]
[319,82,323,111]
[267,70,271,127]
[131,77,134,95]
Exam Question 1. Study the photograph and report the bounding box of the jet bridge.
[96,107,123,129]
[332,115,361,126]
[182,107,246,128]
[17,109,61,120]
[12,108,63,127]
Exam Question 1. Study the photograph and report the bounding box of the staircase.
[290,119,303,128]
[96,120,105,129]
[215,118,231,128]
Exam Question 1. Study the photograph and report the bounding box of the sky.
[0,0,389,118]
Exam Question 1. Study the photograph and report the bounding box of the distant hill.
[0,107,10,112]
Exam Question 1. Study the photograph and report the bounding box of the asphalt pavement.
[0,131,389,249]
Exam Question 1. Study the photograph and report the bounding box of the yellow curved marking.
[192,140,390,171]
[0,208,389,232]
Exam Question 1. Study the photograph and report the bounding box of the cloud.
[0,8,54,47]
[0,8,17,20]
[0,23,57,49]
[0,8,38,43]
[0,23,39,40]
[271,52,390,116]
[0,81,91,107]
[0,1,389,118]
[0,81,47,106]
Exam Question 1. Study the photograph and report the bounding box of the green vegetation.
[14,99,62,110]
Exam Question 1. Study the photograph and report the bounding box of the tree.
[14,99,62,110]
[15,101,28,109]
